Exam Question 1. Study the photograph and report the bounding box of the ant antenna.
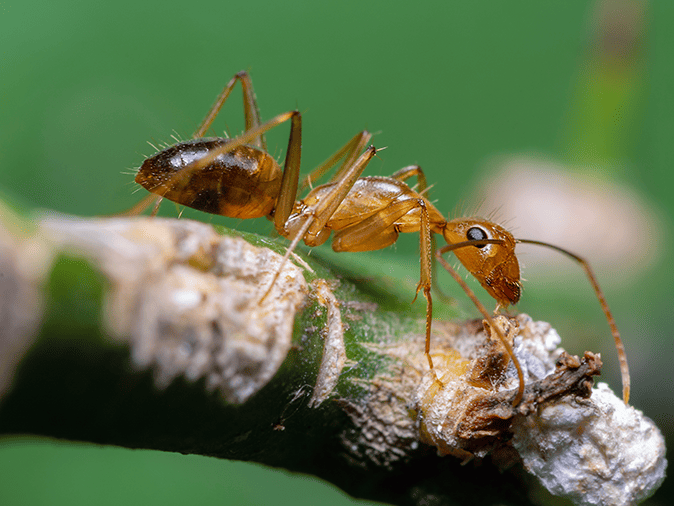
[516,238,630,404]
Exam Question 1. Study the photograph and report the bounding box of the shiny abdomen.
[135,138,282,218]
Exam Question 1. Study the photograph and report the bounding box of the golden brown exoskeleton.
[132,71,630,406]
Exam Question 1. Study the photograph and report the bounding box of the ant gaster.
[131,71,630,406]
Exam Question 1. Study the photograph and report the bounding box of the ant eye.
[467,226,488,248]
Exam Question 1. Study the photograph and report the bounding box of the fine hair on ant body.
[130,71,630,406]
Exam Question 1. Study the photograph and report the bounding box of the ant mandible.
[131,71,630,406]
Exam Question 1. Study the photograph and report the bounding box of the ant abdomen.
[135,138,282,218]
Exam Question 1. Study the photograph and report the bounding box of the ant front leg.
[435,241,525,405]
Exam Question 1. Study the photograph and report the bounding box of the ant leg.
[299,131,372,191]
[118,194,162,216]
[150,196,164,216]
[277,130,378,235]
[193,71,266,150]
[516,239,630,404]
[391,166,451,304]
[436,241,525,406]
[416,200,436,376]
[329,197,438,379]
[304,146,379,240]
[428,235,453,303]
[272,112,303,233]
[258,146,378,302]
[260,136,378,302]
[391,165,428,192]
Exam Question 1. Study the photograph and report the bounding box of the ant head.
[442,218,521,307]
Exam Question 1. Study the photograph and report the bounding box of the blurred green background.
[1,0,671,504]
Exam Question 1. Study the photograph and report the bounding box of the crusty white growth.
[512,384,667,506]
[308,278,346,407]
[39,215,308,403]
[411,315,667,503]
[510,315,562,382]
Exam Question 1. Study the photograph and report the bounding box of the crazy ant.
[130,71,630,406]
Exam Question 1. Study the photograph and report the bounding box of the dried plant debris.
[346,314,666,504]
[308,278,347,407]
[38,215,309,403]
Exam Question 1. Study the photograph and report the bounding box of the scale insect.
[130,71,630,405]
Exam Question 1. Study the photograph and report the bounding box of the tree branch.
[0,204,666,506]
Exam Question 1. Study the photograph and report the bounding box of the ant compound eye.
[467,226,488,248]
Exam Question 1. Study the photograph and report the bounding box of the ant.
[130,71,630,406]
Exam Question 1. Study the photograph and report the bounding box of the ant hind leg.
[193,71,266,150]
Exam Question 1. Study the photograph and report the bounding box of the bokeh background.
[1,1,672,504]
